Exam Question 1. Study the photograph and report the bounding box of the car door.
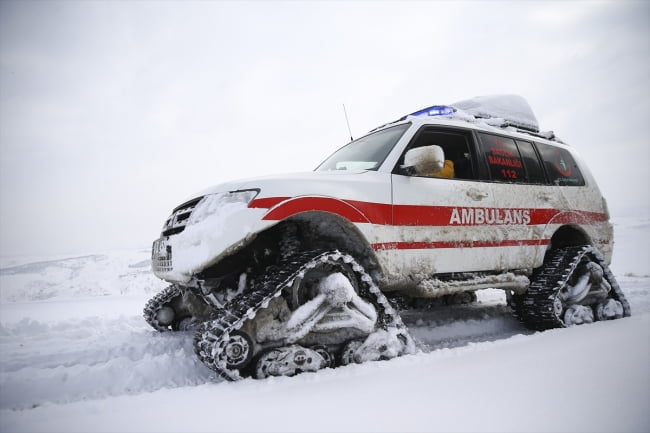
[381,126,503,281]
[474,132,556,270]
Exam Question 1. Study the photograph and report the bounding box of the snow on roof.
[451,94,540,133]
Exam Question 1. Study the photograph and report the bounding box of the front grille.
[161,197,203,237]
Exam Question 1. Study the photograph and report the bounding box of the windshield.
[316,123,410,171]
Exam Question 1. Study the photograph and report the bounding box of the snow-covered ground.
[0,217,648,433]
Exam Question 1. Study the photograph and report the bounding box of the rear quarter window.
[516,140,547,184]
[535,142,585,186]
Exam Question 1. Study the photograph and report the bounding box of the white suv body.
[146,95,627,380]
[153,97,611,298]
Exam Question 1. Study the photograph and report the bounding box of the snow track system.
[192,250,415,380]
[144,245,631,381]
[140,249,414,381]
[189,250,414,380]
[143,285,184,332]
[512,245,631,330]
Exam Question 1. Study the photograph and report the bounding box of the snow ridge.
[0,315,213,410]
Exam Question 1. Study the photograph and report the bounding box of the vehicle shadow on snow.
[399,301,534,352]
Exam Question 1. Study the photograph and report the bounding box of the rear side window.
[477,133,525,182]
[516,140,547,184]
[536,142,585,186]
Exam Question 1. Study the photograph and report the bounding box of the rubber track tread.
[143,285,182,331]
[193,250,407,381]
[515,245,631,330]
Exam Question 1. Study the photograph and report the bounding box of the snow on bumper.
[152,193,270,283]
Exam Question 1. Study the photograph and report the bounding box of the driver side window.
[394,127,477,180]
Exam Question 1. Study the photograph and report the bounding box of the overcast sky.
[1,0,648,257]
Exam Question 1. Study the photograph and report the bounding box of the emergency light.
[401,105,456,120]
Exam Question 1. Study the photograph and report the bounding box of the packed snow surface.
[0,217,648,432]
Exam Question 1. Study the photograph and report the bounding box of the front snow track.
[513,245,631,330]
[193,250,415,381]
[143,285,183,331]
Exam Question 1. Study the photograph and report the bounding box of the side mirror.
[402,145,445,176]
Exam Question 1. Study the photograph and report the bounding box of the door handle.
[466,187,489,201]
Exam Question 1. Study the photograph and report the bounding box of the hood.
[186,170,381,202]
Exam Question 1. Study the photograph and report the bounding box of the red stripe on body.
[549,210,608,224]
[250,196,607,227]
[343,200,392,225]
[249,197,290,209]
[259,197,372,223]
[372,239,550,251]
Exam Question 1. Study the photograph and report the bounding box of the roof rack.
[370,95,562,142]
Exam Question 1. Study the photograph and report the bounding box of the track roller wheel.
[254,345,328,379]
[222,330,254,370]
[310,345,335,368]
[339,339,363,365]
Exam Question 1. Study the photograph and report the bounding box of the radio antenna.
[342,104,354,141]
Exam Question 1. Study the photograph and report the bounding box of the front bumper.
[150,201,273,284]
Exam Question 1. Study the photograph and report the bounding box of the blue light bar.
[414,105,456,116]
[400,105,456,120]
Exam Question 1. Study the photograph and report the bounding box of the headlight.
[187,189,259,225]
